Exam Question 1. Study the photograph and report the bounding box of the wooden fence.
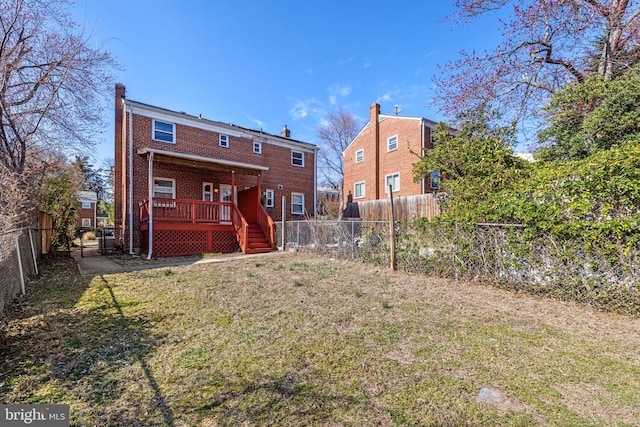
[355,193,440,222]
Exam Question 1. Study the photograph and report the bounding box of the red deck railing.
[139,196,275,255]
[139,198,233,224]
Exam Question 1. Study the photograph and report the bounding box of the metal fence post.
[28,228,38,275]
[15,233,26,295]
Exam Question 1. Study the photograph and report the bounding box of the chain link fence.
[275,220,390,260]
[275,219,640,316]
[1,228,41,316]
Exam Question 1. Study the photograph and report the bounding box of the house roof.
[78,191,97,202]
[137,147,269,176]
[343,114,442,154]
[124,99,318,152]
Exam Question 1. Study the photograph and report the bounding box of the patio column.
[231,170,235,206]
[257,174,261,205]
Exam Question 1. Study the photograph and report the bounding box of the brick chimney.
[281,124,291,138]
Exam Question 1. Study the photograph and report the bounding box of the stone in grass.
[477,387,512,410]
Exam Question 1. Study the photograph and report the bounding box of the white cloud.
[248,116,265,128]
[289,98,324,120]
[329,95,337,105]
[363,61,371,68]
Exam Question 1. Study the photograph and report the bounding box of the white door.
[219,184,235,223]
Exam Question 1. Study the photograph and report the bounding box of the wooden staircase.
[245,223,273,254]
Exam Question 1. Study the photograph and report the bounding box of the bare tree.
[0,0,117,175]
[435,0,640,130]
[317,107,360,188]
[317,107,361,218]
[0,0,117,230]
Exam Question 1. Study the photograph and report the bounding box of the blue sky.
[72,1,506,165]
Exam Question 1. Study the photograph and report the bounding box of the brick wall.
[76,203,95,228]
[114,85,316,253]
[344,103,436,208]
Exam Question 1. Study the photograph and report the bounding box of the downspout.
[128,105,134,254]
[147,152,154,259]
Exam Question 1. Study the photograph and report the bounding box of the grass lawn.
[2,253,639,426]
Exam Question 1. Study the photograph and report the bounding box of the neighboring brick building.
[114,84,317,257]
[343,103,442,205]
[76,191,97,229]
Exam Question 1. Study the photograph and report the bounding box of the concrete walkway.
[71,241,280,277]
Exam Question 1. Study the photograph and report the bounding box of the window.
[355,149,364,163]
[81,218,91,227]
[203,182,213,201]
[429,171,441,190]
[385,172,400,193]
[291,150,304,167]
[354,181,365,198]
[387,135,398,151]
[153,120,175,143]
[265,189,274,208]
[253,142,262,154]
[291,192,304,215]
[81,201,91,209]
[153,178,175,199]
[219,134,229,148]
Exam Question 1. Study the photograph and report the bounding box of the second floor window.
[430,171,441,190]
[291,150,304,167]
[387,135,398,151]
[153,120,175,143]
[253,142,262,154]
[219,134,229,148]
[355,149,364,163]
[81,201,91,209]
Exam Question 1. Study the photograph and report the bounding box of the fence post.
[454,223,459,281]
[389,185,396,271]
[28,228,38,275]
[281,196,286,251]
[15,233,26,295]
[351,221,355,259]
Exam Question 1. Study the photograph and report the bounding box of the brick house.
[76,191,98,229]
[114,84,317,257]
[343,102,443,205]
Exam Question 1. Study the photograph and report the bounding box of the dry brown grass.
[1,253,639,426]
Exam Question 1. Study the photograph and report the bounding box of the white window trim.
[81,218,92,227]
[291,150,304,167]
[81,201,92,209]
[354,181,365,199]
[203,182,213,201]
[253,141,262,154]
[152,120,175,143]
[291,192,305,215]
[265,189,274,207]
[219,134,229,148]
[385,172,400,193]
[387,134,398,152]
[153,177,176,199]
[355,149,364,163]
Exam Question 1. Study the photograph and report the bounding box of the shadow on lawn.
[0,256,174,426]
